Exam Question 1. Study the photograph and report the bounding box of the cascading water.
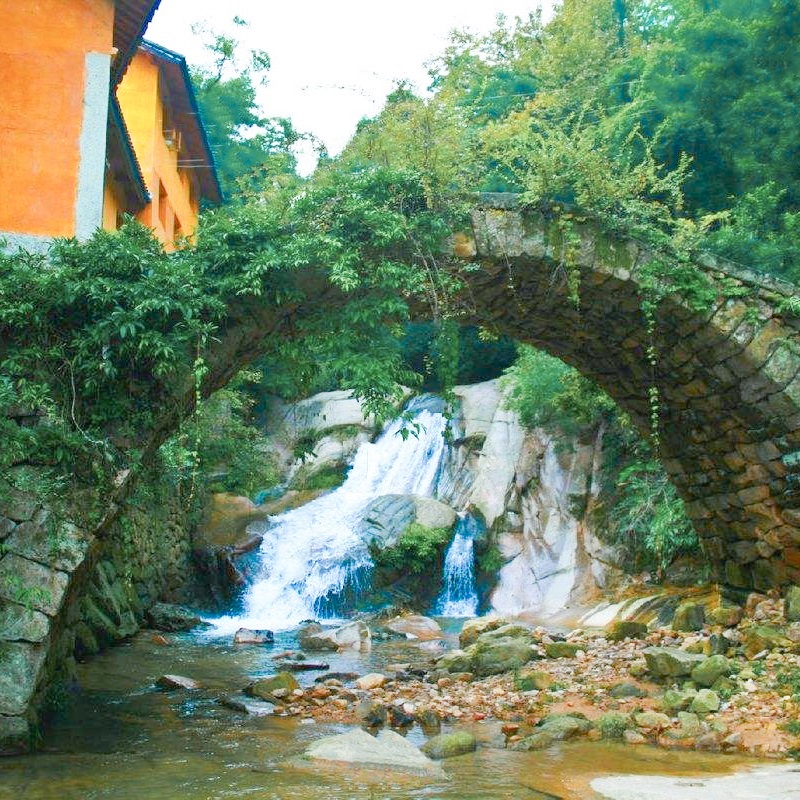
[211,398,449,633]
[434,514,480,617]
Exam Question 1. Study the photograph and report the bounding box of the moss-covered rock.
[607,620,648,642]
[245,671,299,700]
[672,601,706,632]
[421,731,477,759]
[643,646,705,678]
[690,655,731,688]
[690,688,721,714]
[545,641,581,659]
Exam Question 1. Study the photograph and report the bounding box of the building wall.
[0,0,114,247]
[113,50,200,250]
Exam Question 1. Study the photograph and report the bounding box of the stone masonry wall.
[0,466,194,754]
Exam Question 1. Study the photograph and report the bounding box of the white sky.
[147,1,557,173]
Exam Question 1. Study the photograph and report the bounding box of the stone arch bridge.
[1,194,799,754]
[195,194,800,592]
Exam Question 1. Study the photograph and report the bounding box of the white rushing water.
[434,514,480,617]
[211,401,449,633]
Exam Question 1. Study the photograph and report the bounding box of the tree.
[189,18,301,199]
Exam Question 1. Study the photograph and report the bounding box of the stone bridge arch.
[455,195,800,592]
[177,194,799,591]
[2,194,800,754]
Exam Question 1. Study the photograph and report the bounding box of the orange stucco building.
[0,0,220,252]
[109,42,222,248]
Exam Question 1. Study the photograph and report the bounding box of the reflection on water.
[0,630,754,800]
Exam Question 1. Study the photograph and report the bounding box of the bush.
[372,522,454,575]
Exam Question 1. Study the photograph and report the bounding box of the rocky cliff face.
[441,380,625,618]
[261,382,626,619]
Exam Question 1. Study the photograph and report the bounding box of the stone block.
[0,641,46,716]
[3,521,90,573]
[0,600,49,643]
[0,554,69,617]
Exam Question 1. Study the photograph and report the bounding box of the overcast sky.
[147,1,557,173]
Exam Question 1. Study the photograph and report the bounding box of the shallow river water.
[0,627,761,800]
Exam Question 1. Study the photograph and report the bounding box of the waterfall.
[434,514,480,617]
[211,399,449,633]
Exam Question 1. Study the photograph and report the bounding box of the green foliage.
[608,460,698,571]
[0,165,452,506]
[501,345,698,571]
[782,720,800,737]
[400,323,517,390]
[290,463,348,493]
[163,376,280,498]
[189,19,301,198]
[475,543,505,576]
[776,668,800,701]
[372,523,453,575]
[501,346,616,434]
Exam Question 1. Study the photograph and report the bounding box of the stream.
[0,628,756,800]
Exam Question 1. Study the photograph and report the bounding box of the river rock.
[355,673,387,690]
[233,627,274,645]
[741,625,794,658]
[355,698,388,727]
[359,495,456,550]
[382,614,442,641]
[545,641,581,659]
[607,620,648,642]
[146,602,204,632]
[609,682,647,699]
[435,649,473,673]
[476,623,536,643]
[515,669,553,691]
[156,674,200,690]
[245,671,299,700]
[633,711,670,732]
[218,695,276,716]
[421,731,477,759]
[662,687,697,713]
[591,765,800,798]
[458,615,507,648]
[470,636,537,677]
[672,601,706,632]
[642,646,705,678]
[513,714,593,750]
[297,621,371,651]
[690,655,731,687]
[706,603,743,627]
[304,728,443,776]
[690,688,721,714]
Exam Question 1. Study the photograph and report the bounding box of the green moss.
[372,522,453,575]
[290,463,348,492]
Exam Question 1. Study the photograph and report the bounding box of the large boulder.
[690,655,731,688]
[642,646,705,678]
[459,615,508,648]
[146,602,204,632]
[245,671,299,700]
[382,615,442,641]
[513,714,593,751]
[470,635,537,677]
[421,731,477,759]
[359,495,456,551]
[672,601,706,632]
[304,728,443,776]
[297,621,370,652]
